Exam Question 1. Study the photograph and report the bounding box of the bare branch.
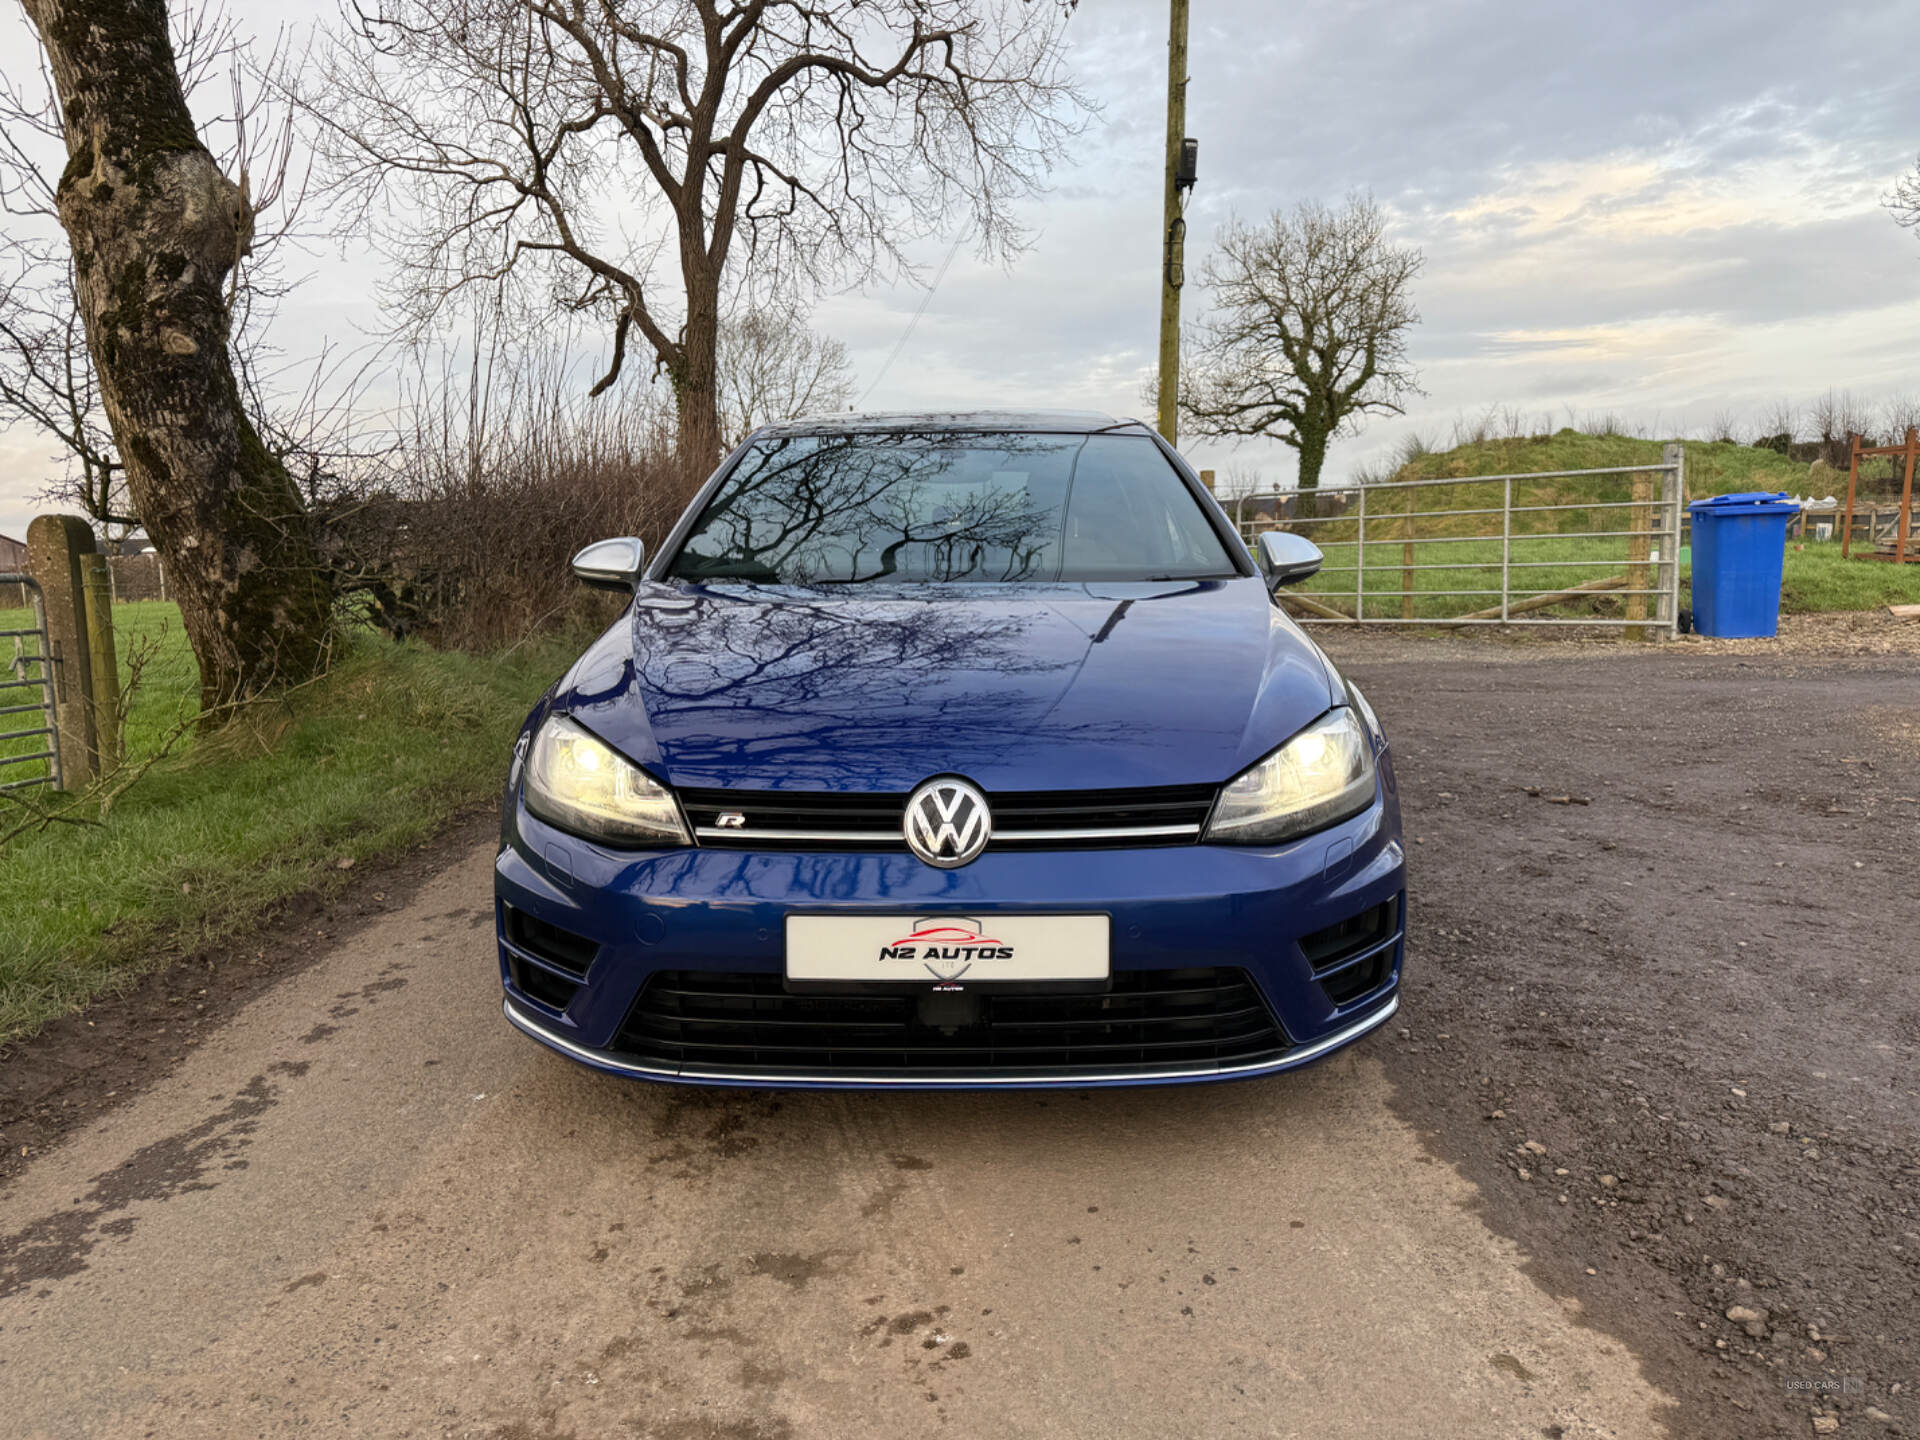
[294,0,1089,464]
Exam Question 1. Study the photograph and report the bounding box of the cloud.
[836,0,1920,486]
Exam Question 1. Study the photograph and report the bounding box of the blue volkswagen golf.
[495,411,1405,1088]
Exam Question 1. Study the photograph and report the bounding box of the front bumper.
[502,989,1398,1088]
[494,786,1407,1090]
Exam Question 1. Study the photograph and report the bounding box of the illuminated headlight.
[523,716,688,847]
[1206,708,1377,844]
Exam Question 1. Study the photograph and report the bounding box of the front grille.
[678,784,1217,852]
[1300,896,1401,1007]
[614,968,1289,1078]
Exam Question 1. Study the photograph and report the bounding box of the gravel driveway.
[1,613,1913,1439]
[1326,616,1919,1439]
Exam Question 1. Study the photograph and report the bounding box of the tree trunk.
[1295,424,1331,520]
[24,0,333,711]
[664,234,721,476]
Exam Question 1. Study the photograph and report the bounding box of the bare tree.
[1882,393,1920,442]
[1889,155,1920,240]
[1,4,315,537]
[1179,195,1423,505]
[299,0,1086,472]
[19,0,333,706]
[716,303,854,445]
[1810,388,1873,465]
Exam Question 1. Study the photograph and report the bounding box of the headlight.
[1346,680,1382,743]
[523,716,688,847]
[1206,708,1377,844]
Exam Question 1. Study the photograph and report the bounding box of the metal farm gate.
[1,573,62,792]
[1231,447,1685,636]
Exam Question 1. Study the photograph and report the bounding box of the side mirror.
[1256,531,1324,590]
[571,536,646,592]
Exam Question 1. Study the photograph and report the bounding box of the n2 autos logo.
[878,917,1012,981]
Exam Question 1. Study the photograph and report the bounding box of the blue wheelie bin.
[1686,491,1801,638]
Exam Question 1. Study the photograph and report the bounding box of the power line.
[855,234,966,410]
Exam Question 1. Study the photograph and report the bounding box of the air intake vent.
[507,953,582,1012]
[1300,896,1401,1008]
[501,905,600,1015]
[503,905,598,978]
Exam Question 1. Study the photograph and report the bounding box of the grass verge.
[0,603,576,1043]
[1778,544,1920,613]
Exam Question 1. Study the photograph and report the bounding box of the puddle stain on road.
[0,1059,310,1299]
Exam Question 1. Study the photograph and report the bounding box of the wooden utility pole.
[1156,0,1192,447]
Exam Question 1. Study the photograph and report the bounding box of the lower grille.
[614,968,1290,1078]
[1300,896,1401,1008]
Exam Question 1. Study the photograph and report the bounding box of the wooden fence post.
[1625,468,1654,642]
[1898,427,1917,567]
[1841,434,1860,559]
[82,551,121,766]
[25,515,100,789]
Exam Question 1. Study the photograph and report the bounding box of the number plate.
[785,914,1110,983]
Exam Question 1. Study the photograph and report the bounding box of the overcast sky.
[2,0,1917,541]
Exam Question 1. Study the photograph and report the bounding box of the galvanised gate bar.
[0,573,62,792]
[1230,445,1686,636]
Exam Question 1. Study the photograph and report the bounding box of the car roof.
[751,409,1155,438]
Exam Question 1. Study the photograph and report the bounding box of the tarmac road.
[0,842,1669,1438]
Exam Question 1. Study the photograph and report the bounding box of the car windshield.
[668,431,1237,585]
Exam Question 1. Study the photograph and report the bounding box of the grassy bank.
[0,602,576,1043]
[1384,430,1809,497]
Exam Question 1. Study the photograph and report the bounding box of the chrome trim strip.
[694,827,899,843]
[503,992,1399,1087]
[993,824,1200,842]
[692,823,1201,845]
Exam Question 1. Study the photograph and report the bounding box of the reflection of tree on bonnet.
[673,432,1064,584]
[554,424,1251,788]
[622,586,1116,783]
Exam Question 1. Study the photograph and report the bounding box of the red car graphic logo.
[878,916,1014,981]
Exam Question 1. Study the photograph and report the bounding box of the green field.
[0,602,576,1043]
